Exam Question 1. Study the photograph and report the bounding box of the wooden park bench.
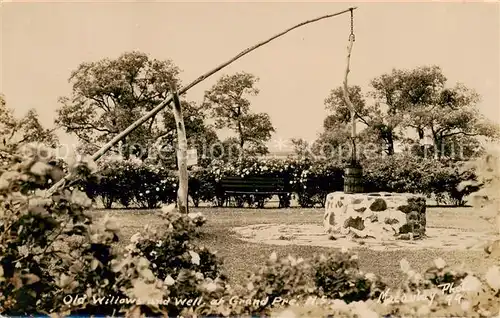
[218,176,291,208]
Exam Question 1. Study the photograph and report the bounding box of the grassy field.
[93,206,497,289]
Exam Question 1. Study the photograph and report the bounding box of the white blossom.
[130,233,142,244]
[400,258,411,273]
[30,162,51,176]
[189,251,200,265]
[485,265,500,290]
[461,275,482,292]
[434,258,446,269]
[164,275,175,286]
[269,252,278,263]
[204,282,217,292]
[365,273,376,281]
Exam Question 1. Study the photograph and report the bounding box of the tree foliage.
[290,138,312,159]
[55,51,217,160]
[203,72,275,156]
[318,66,498,159]
[0,94,58,150]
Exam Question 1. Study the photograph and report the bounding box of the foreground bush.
[0,144,168,316]
[0,141,393,316]
[126,205,227,317]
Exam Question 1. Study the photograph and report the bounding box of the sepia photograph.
[0,1,499,317]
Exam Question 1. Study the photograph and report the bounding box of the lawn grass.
[93,206,497,289]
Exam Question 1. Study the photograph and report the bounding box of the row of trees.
[53,52,275,167]
[1,52,498,169]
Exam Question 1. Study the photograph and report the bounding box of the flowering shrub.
[203,157,343,208]
[0,144,167,316]
[128,163,177,208]
[391,257,499,317]
[125,205,227,316]
[0,148,12,172]
[269,254,499,318]
[190,167,219,207]
[191,250,386,317]
[86,157,178,209]
[292,159,344,207]
[82,157,140,208]
[203,158,294,207]
[313,251,386,302]
[87,154,477,209]
[363,153,478,205]
[238,252,313,314]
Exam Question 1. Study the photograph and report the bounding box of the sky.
[1,1,499,154]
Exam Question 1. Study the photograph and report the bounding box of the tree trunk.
[430,126,441,159]
[386,130,395,155]
[122,137,131,159]
[435,138,442,160]
[171,87,189,214]
[417,128,425,155]
[237,106,245,159]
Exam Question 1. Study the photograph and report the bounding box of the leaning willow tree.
[46,7,360,210]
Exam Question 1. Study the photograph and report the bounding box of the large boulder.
[324,192,426,240]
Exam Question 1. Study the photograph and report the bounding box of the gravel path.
[232,223,498,251]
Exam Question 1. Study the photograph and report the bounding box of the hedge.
[85,154,479,209]
[361,153,479,206]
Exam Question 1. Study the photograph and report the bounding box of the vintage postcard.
[1,1,499,317]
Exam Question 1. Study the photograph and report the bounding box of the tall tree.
[395,67,499,159]
[1,95,58,149]
[215,137,243,162]
[0,94,17,147]
[55,51,181,157]
[316,85,377,159]
[368,69,418,155]
[324,86,368,125]
[290,138,312,158]
[319,66,499,159]
[202,72,275,156]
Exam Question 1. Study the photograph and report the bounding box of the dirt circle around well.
[232,223,498,251]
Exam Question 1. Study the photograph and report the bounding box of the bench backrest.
[220,176,286,192]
